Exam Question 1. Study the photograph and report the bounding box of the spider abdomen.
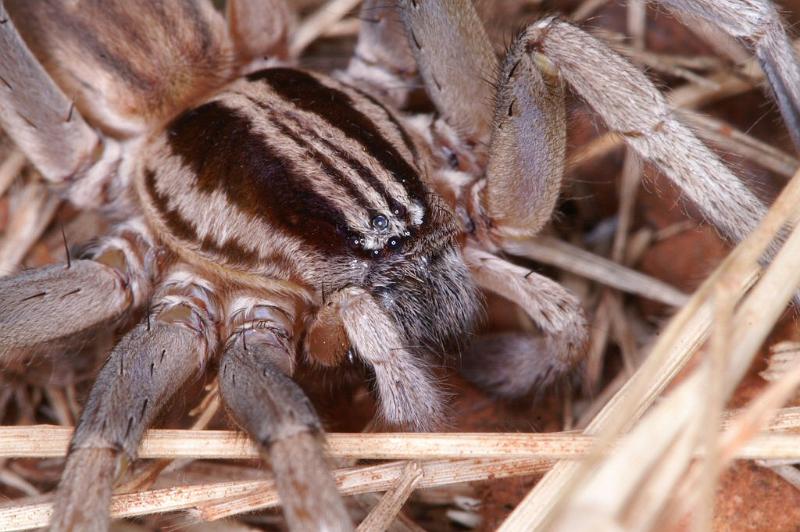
[137,67,431,288]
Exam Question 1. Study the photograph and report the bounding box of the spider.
[0,0,798,530]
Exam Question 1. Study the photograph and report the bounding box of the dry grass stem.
[627,0,646,50]
[620,47,721,87]
[760,463,800,490]
[117,383,221,493]
[2,426,799,462]
[677,109,799,179]
[0,151,24,200]
[693,283,735,532]
[195,457,555,522]
[0,479,262,531]
[0,427,593,460]
[289,0,362,57]
[674,11,751,64]
[323,17,361,38]
[607,293,639,374]
[0,469,38,498]
[584,295,613,393]
[724,405,800,432]
[500,168,800,530]
[665,351,800,529]
[552,182,800,527]
[611,150,642,263]
[570,0,611,21]
[505,236,689,307]
[760,342,800,382]
[0,182,59,274]
[355,461,422,532]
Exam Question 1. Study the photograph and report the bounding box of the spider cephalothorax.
[1,0,799,530]
[140,64,484,421]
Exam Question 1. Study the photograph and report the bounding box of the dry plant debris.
[3,0,800,530]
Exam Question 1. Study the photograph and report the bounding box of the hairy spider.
[0,0,798,530]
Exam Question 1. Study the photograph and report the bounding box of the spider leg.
[219,297,352,531]
[0,1,99,185]
[227,0,293,66]
[518,18,768,248]
[657,0,800,151]
[318,287,445,431]
[463,246,588,396]
[396,0,498,144]
[345,0,417,107]
[0,223,154,360]
[51,268,220,531]
[482,34,566,240]
[461,332,577,398]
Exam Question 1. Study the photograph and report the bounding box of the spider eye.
[347,233,363,250]
[371,214,388,230]
[387,236,403,250]
[389,201,406,218]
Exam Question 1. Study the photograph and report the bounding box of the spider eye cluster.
[347,233,407,257]
[346,212,408,258]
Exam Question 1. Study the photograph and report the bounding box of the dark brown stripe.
[351,85,420,162]
[311,131,392,205]
[143,169,260,265]
[241,95,374,212]
[247,68,428,207]
[165,100,357,256]
[143,169,196,242]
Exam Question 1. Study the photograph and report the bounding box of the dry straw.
[499,167,800,530]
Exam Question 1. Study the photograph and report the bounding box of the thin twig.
[289,0,362,57]
[0,181,59,274]
[499,167,800,530]
[505,236,689,307]
[1,426,799,461]
[356,461,422,531]
[0,150,25,199]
